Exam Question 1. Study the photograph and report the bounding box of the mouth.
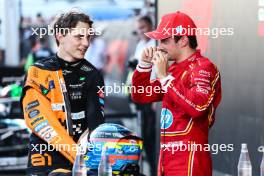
[78,48,87,54]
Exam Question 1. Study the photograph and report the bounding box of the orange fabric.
[22,66,77,164]
[23,89,77,163]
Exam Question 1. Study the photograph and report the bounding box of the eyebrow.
[161,38,169,43]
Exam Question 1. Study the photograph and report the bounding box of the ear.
[55,33,64,45]
[180,36,189,48]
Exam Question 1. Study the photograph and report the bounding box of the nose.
[157,45,163,51]
[82,37,89,47]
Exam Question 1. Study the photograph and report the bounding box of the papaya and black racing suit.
[21,55,105,175]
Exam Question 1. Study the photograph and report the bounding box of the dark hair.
[138,16,153,27]
[53,11,93,46]
[174,35,198,49]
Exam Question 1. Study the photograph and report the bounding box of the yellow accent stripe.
[207,105,214,127]
[196,90,215,109]
[161,121,193,136]
[181,71,188,80]
[187,144,195,176]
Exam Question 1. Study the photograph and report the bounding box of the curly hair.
[52,11,93,46]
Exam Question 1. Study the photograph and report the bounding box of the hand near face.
[141,47,157,63]
[152,51,168,79]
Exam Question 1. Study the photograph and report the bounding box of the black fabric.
[24,55,105,175]
[57,54,105,140]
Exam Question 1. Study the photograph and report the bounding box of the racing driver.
[132,11,222,176]
[21,11,105,175]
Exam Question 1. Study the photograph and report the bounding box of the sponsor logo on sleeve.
[196,86,209,94]
[49,80,55,89]
[39,126,58,141]
[28,109,40,118]
[25,100,39,112]
[34,120,49,132]
[199,70,211,77]
[30,116,44,126]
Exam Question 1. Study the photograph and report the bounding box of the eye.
[161,38,168,44]
[75,35,84,39]
[87,35,91,41]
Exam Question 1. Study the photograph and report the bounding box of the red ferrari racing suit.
[132,50,221,176]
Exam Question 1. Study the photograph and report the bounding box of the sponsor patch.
[98,90,104,98]
[70,91,82,100]
[69,82,85,89]
[199,70,211,77]
[80,65,92,72]
[196,86,209,94]
[160,108,173,129]
[51,103,64,111]
[60,80,67,92]
[49,80,55,89]
[28,109,40,118]
[31,116,44,126]
[194,77,210,83]
[42,130,58,141]
[40,85,49,95]
[25,100,39,112]
[99,98,104,105]
[39,126,53,136]
[79,76,86,81]
[39,126,58,141]
[71,111,85,120]
[34,120,49,132]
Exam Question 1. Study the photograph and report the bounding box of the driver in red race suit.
[131,11,222,176]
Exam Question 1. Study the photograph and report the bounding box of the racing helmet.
[81,123,143,172]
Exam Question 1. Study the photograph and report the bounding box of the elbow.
[131,93,148,104]
[131,93,142,104]
[190,109,208,119]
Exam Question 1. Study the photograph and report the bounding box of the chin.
[74,54,84,60]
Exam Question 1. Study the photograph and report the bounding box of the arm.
[131,61,164,104]
[161,62,221,118]
[22,88,77,163]
[86,71,105,131]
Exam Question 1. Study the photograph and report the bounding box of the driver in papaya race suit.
[21,11,105,175]
[131,11,222,176]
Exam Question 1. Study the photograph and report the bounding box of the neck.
[57,47,76,62]
[176,48,196,63]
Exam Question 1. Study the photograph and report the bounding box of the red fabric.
[145,11,197,40]
[132,50,221,176]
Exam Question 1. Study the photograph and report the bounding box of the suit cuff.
[136,61,152,72]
